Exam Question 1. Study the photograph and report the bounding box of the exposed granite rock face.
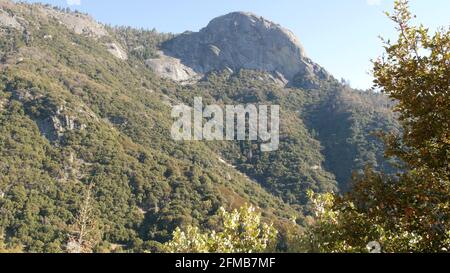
[34,105,87,143]
[10,87,88,143]
[0,8,23,30]
[1,2,128,61]
[106,43,128,60]
[145,51,200,83]
[1,1,108,38]
[161,12,330,87]
[40,7,108,38]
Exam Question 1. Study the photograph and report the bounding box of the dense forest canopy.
[1,0,444,253]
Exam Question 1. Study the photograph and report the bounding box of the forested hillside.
[0,1,399,252]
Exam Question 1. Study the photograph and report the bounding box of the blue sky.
[21,0,450,89]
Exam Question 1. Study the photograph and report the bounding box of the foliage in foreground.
[298,0,450,253]
[165,205,278,253]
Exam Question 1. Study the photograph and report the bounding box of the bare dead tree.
[66,183,100,253]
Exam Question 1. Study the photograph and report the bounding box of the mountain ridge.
[0,1,398,252]
[145,11,331,88]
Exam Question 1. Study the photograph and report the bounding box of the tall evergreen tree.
[299,0,449,253]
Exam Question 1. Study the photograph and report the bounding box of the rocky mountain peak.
[204,11,306,57]
[153,11,330,87]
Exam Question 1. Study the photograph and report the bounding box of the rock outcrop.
[0,5,24,31]
[145,51,200,83]
[1,1,107,38]
[40,7,108,38]
[160,12,330,87]
[106,42,128,60]
[35,104,87,143]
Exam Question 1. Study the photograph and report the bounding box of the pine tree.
[299,0,450,253]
